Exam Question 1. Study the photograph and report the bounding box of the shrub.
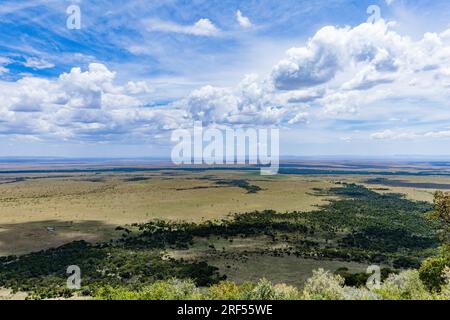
[207,281,243,300]
[243,278,277,300]
[439,267,450,298]
[375,270,432,300]
[301,269,345,300]
[342,287,381,300]
[138,279,201,300]
[95,286,139,300]
[95,279,201,300]
[272,283,301,300]
[419,255,450,291]
[243,278,300,300]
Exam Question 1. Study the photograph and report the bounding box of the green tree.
[419,191,450,291]
[430,191,450,244]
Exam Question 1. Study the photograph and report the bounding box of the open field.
[0,171,336,224]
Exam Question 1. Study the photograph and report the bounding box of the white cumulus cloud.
[146,18,220,36]
[0,63,187,142]
[23,57,55,70]
[271,20,450,116]
[236,10,252,28]
[3,20,450,144]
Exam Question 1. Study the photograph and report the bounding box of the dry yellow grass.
[0,171,333,223]
[0,171,334,255]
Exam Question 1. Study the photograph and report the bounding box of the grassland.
[0,183,439,299]
[0,170,335,255]
[0,160,449,299]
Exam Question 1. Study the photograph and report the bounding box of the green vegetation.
[0,241,223,299]
[95,268,450,300]
[419,253,450,291]
[418,190,450,291]
[429,190,450,244]
[215,179,263,193]
[0,184,445,299]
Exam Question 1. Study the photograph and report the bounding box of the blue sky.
[0,0,450,157]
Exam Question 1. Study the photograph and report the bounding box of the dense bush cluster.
[0,241,224,299]
[215,179,263,194]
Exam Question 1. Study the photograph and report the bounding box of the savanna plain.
[0,160,449,300]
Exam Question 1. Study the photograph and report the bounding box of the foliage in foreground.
[95,268,450,300]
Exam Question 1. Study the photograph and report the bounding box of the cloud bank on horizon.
[0,0,450,156]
